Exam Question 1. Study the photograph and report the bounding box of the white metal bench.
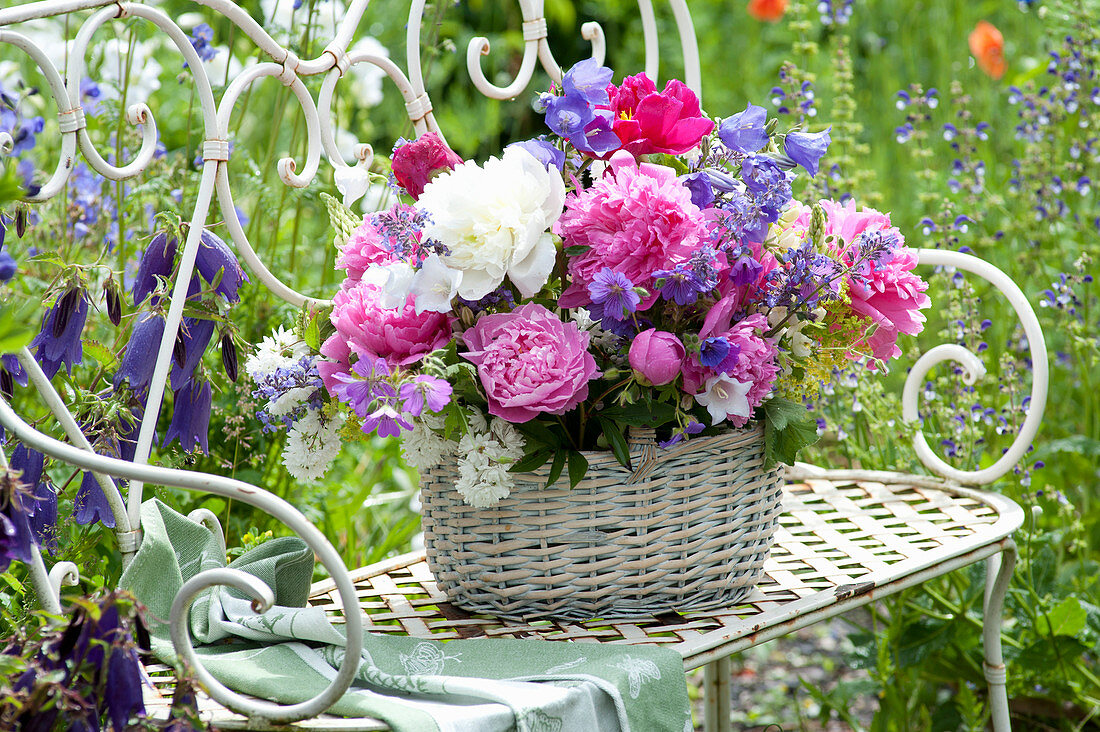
[0,1,1048,730]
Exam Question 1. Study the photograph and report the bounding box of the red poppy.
[747,0,789,23]
[969,20,1007,80]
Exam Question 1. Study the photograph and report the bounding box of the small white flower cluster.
[401,412,525,508]
[246,327,341,484]
[455,416,525,508]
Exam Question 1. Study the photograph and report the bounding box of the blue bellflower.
[1,354,27,387]
[544,93,594,139]
[0,250,15,281]
[680,172,715,209]
[114,312,166,393]
[561,59,613,106]
[719,104,770,154]
[133,232,177,305]
[164,379,212,454]
[507,138,566,171]
[10,444,55,551]
[170,316,216,388]
[699,337,731,368]
[1,468,36,572]
[196,229,248,302]
[783,127,832,177]
[30,288,89,379]
[74,469,117,527]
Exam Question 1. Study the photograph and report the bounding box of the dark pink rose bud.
[628,329,685,386]
[391,132,463,199]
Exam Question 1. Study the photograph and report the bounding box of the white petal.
[508,232,557,298]
[334,165,371,208]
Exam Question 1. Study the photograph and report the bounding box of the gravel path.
[687,616,878,731]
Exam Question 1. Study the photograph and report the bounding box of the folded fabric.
[121,499,693,732]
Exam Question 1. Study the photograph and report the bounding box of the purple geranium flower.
[719,103,769,153]
[114,312,166,393]
[699,336,731,368]
[588,267,640,319]
[658,419,705,448]
[362,404,412,438]
[164,379,212,454]
[783,127,832,177]
[652,265,706,306]
[30,288,89,379]
[399,375,453,417]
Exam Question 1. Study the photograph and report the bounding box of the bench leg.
[983,541,1017,732]
[703,656,731,732]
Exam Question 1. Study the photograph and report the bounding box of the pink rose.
[604,74,715,157]
[461,303,598,423]
[330,280,453,368]
[628,329,685,386]
[391,132,463,199]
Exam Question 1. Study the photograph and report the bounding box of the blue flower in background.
[0,250,16,282]
[132,232,177,305]
[185,23,219,67]
[196,229,248,302]
[79,77,102,116]
[10,444,56,552]
[74,468,117,528]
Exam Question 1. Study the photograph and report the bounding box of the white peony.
[416,146,565,301]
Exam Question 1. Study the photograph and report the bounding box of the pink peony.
[391,133,463,199]
[557,152,706,310]
[817,199,930,363]
[461,303,598,423]
[683,313,779,426]
[330,279,453,368]
[628,329,685,386]
[604,74,714,157]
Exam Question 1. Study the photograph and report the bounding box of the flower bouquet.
[248,60,930,618]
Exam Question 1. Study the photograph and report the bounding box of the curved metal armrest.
[904,249,1049,486]
[0,397,364,724]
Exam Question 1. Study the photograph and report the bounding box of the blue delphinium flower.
[164,379,212,454]
[783,127,832,177]
[114,312,166,393]
[588,267,640,320]
[719,103,770,153]
[30,288,89,379]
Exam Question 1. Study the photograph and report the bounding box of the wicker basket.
[419,424,785,620]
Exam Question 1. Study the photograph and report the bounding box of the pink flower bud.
[628,329,685,386]
[391,132,463,199]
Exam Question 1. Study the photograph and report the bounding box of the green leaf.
[596,400,677,428]
[597,416,631,469]
[517,419,562,449]
[511,449,552,473]
[1037,596,1088,637]
[1014,636,1088,668]
[83,339,118,370]
[1031,545,1057,597]
[564,245,590,256]
[545,450,565,489]
[304,314,321,351]
[763,397,821,467]
[567,450,588,488]
[0,301,37,354]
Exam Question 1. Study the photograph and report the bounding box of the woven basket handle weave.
[626,428,659,484]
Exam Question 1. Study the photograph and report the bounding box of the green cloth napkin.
[122,499,693,732]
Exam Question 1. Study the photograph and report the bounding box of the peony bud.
[628,329,685,386]
[390,132,463,199]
